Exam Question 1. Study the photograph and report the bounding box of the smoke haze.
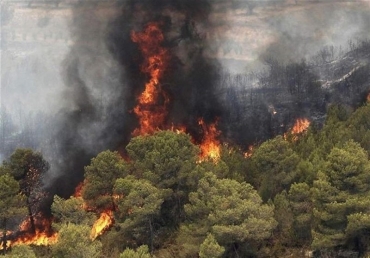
[1,0,370,196]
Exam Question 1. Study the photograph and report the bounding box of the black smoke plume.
[48,0,222,196]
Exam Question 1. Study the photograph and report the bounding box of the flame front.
[198,119,221,162]
[90,210,114,240]
[11,230,58,247]
[291,118,310,135]
[0,215,58,250]
[131,22,170,135]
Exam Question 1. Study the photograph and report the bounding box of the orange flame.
[198,119,221,162]
[244,145,254,158]
[291,118,310,135]
[11,230,58,247]
[0,215,58,250]
[73,181,84,198]
[284,118,310,141]
[90,210,113,240]
[131,22,171,135]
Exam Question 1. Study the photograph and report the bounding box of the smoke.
[211,1,370,71]
[2,1,370,197]
[45,0,223,196]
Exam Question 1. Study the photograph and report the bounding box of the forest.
[2,1,370,257]
[1,100,370,257]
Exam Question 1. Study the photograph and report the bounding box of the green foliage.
[113,176,170,250]
[273,191,293,246]
[5,245,36,258]
[183,172,276,256]
[0,165,11,177]
[251,136,301,201]
[1,148,49,214]
[126,131,200,230]
[199,233,225,258]
[119,245,151,258]
[82,150,127,211]
[44,104,370,256]
[51,195,96,227]
[0,174,27,250]
[0,174,27,221]
[312,141,370,251]
[219,145,248,182]
[50,223,102,258]
[288,183,313,245]
[3,148,49,181]
[126,131,199,190]
[113,176,170,222]
[345,103,370,154]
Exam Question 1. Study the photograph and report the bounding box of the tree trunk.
[26,198,36,234]
[149,217,153,254]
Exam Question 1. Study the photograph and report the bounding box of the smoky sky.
[1,1,370,196]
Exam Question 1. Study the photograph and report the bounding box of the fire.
[74,181,115,240]
[11,230,58,247]
[0,214,58,250]
[284,118,310,141]
[90,210,114,240]
[198,119,221,162]
[367,92,370,102]
[131,22,171,135]
[291,118,310,135]
[244,145,254,158]
[73,181,84,198]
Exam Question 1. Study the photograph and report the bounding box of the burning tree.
[0,149,57,252]
[0,174,27,253]
[3,149,50,235]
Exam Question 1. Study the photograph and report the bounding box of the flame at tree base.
[9,230,58,247]
[0,214,58,250]
[198,119,221,162]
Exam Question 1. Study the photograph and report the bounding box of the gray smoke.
[2,1,370,197]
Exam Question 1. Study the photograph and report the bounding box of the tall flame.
[131,22,170,135]
[198,119,221,162]
[90,210,114,240]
